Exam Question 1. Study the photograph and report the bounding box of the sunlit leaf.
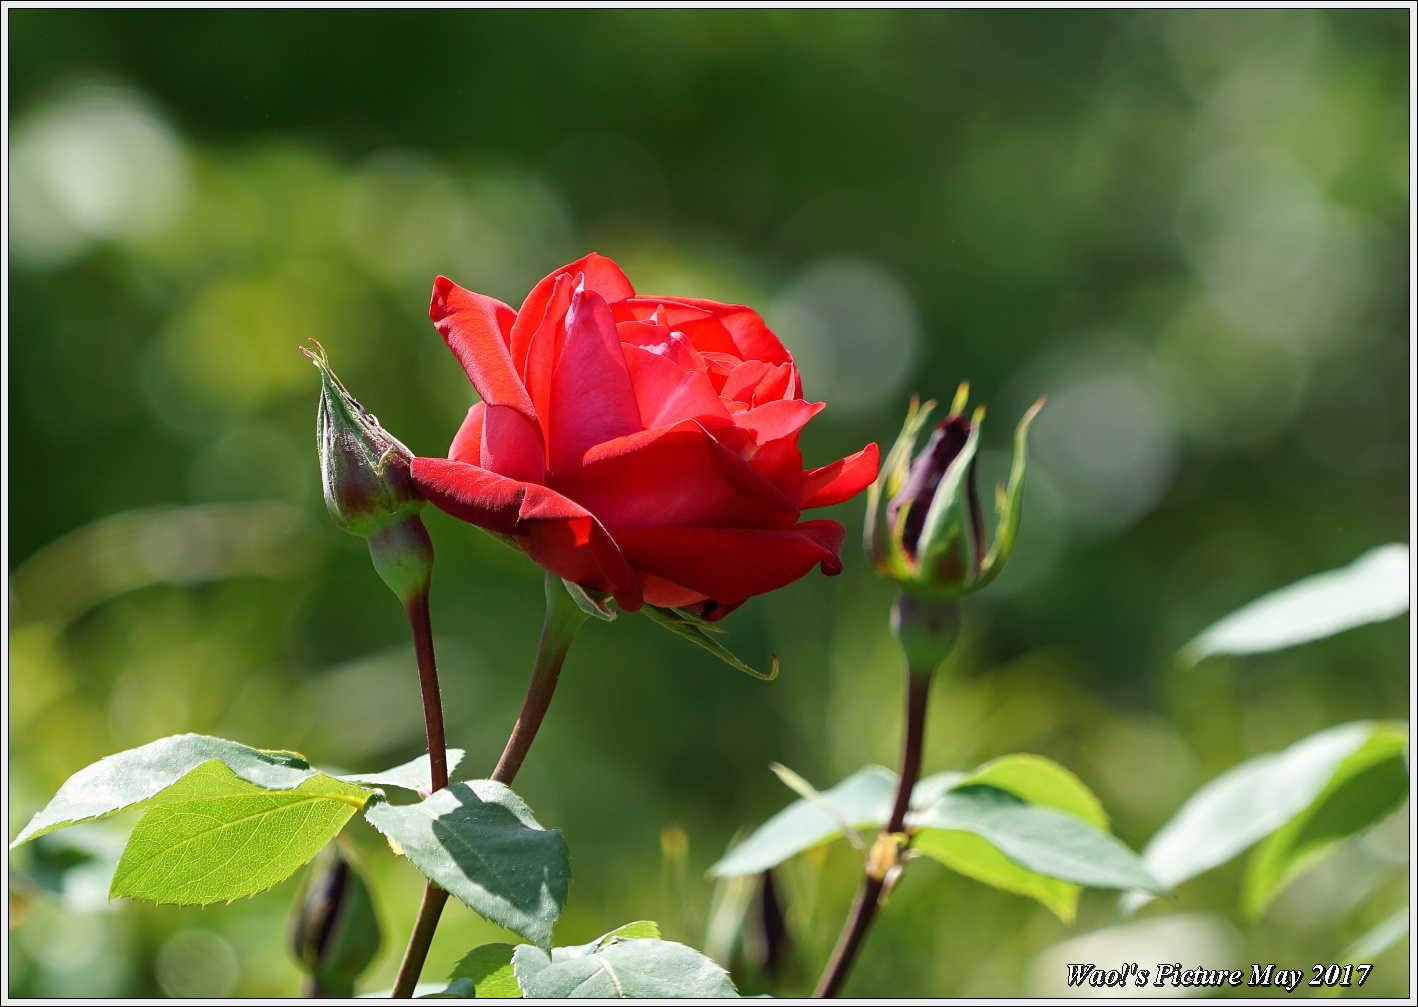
[1121,721,1391,915]
[912,829,1081,921]
[1181,544,1410,664]
[956,753,1108,829]
[432,943,520,998]
[910,786,1164,897]
[512,938,739,998]
[364,781,569,948]
[917,756,1117,920]
[708,766,895,876]
[1242,723,1408,917]
[12,733,322,847]
[336,749,467,796]
[596,921,662,943]
[109,760,370,904]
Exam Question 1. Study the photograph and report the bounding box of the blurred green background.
[7,9,1409,998]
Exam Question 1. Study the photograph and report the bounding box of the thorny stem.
[389,589,450,999]
[813,666,934,998]
[389,574,588,998]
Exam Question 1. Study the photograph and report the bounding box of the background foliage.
[7,9,1409,998]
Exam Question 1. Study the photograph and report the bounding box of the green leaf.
[910,786,1165,897]
[912,829,1082,922]
[1181,544,1409,664]
[12,733,321,846]
[768,763,867,852]
[336,750,467,796]
[1121,721,1390,914]
[513,938,740,998]
[363,781,570,948]
[1242,723,1408,917]
[956,754,1108,829]
[708,766,895,876]
[1340,906,1409,964]
[597,921,662,943]
[420,979,478,998]
[109,760,370,905]
[445,943,521,998]
[910,770,968,809]
[639,604,778,680]
[911,755,1111,921]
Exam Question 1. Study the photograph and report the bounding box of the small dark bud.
[888,413,978,565]
[288,844,381,998]
[866,385,1042,603]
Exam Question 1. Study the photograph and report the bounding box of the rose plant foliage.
[411,253,879,619]
[13,250,1404,998]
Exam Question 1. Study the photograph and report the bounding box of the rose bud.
[306,342,434,605]
[866,386,1040,673]
[408,254,880,619]
[287,844,382,998]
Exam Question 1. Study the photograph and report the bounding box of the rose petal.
[617,322,708,374]
[750,363,794,405]
[410,456,641,610]
[652,296,791,366]
[796,443,881,509]
[523,273,574,442]
[621,343,729,429]
[638,573,710,610]
[614,298,739,356]
[721,360,772,404]
[548,286,644,469]
[733,399,825,444]
[449,403,486,465]
[614,521,846,604]
[746,438,803,484]
[555,420,797,531]
[429,277,534,420]
[482,403,546,483]
[510,253,634,371]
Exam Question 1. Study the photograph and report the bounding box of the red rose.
[410,253,880,618]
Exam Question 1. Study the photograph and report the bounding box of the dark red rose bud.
[889,413,977,563]
[866,384,1043,612]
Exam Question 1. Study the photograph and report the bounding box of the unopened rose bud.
[307,342,434,604]
[288,844,382,998]
[866,385,1043,602]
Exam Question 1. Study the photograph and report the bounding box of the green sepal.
[973,397,1044,590]
[865,395,937,580]
[640,605,778,680]
[561,579,616,621]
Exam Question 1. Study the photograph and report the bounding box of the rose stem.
[491,573,590,785]
[812,668,932,999]
[389,573,588,998]
[389,589,451,999]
